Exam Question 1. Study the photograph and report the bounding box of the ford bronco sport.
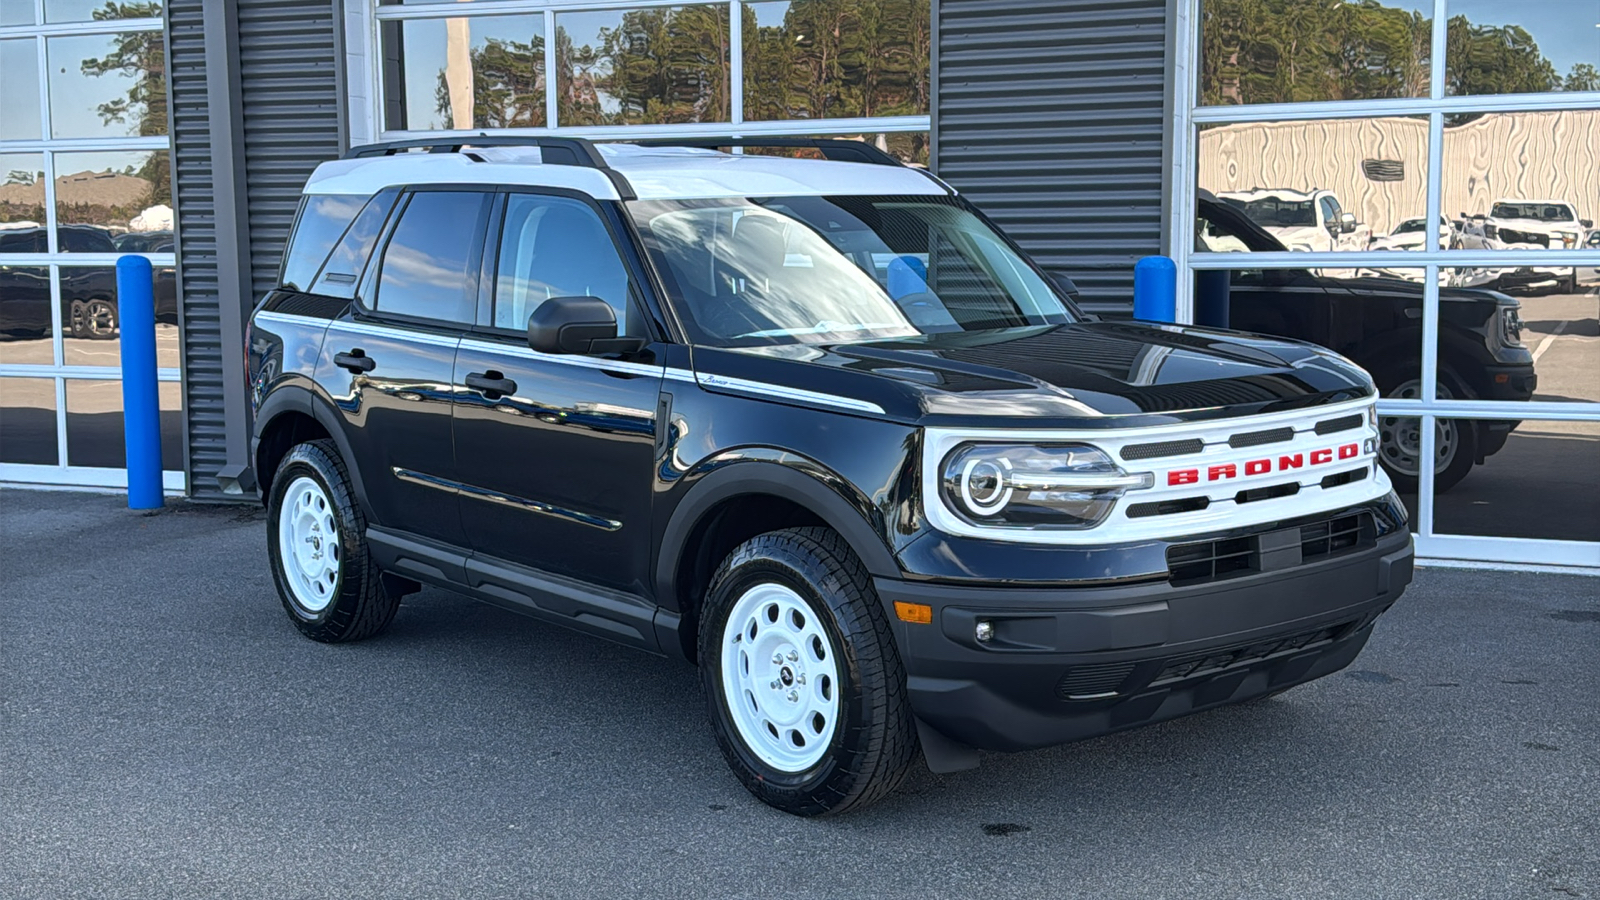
[247,137,1414,816]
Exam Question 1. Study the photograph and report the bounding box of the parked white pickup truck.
[1483,199,1594,294]
[1216,188,1371,253]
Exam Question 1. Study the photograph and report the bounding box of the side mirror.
[1339,211,1357,234]
[1047,270,1081,298]
[1582,219,1594,229]
[527,296,640,355]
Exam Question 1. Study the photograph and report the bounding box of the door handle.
[465,371,517,399]
[334,349,376,373]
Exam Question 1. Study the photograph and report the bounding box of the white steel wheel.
[719,582,841,773]
[277,475,341,613]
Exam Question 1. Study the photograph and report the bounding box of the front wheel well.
[674,494,828,664]
[255,411,330,504]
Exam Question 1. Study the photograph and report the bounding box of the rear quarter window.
[280,193,369,292]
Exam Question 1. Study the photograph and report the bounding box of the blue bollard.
[1133,255,1178,323]
[117,255,163,510]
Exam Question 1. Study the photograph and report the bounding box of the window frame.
[354,184,494,330]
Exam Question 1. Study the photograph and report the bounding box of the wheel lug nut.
[786,650,799,662]
[770,680,780,690]
[787,690,799,702]
[772,653,784,665]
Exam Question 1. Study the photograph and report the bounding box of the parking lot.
[2,489,1597,899]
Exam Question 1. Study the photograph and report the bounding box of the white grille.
[921,396,1391,545]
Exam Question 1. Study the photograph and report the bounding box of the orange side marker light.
[894,601,933,624]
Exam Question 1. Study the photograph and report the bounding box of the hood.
[1489,216,1577,232]
[693,322,1375,427]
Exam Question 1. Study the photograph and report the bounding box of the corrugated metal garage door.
[168,0,344,500]
[935,0,1171,316]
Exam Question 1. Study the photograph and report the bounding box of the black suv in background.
[1194,193,1537,492]
[247,138,1413,816]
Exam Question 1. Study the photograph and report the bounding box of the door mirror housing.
[1047,270,1081,299]
[1581,218,1594,229]
[527,296,642,355]
[1338,211,1358,234]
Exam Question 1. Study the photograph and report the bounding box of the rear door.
[451,190,665,595]
[319,188,491,547]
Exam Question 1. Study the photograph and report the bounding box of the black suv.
[247,137,1413,816]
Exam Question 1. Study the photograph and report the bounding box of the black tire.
[1372,364,1478,494]
[265,439,399,642]
[698,527,916,816]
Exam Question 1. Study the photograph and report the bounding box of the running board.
[366,527,662,654]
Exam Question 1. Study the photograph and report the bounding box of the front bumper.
[877,530,1413,753]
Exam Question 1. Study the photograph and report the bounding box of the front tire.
[1373,367,1478,493]
[699,527,916,816]
[265,439,399,642]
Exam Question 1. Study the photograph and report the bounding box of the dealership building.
[1,0,1595,569]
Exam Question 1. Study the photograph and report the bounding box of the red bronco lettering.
[1166,442,1361,487]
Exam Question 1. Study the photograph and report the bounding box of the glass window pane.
[1197,117,1430,254]
[313,189,400,299]
[556,5,730,126]
[44,0,162,23]
[1,39,42,141]
[1434,420,1600,542]
[281,194,368,293]
[0,376,58,465]
[46,31,167,139]
[0,266,54,365]
[64,377,182,470]
[1197,0,1432,106]
[58,265,179,369]
[743,0,930,121]
[52,150,171,250]
[1,0,37,26]
[374,191,485,323]
[380,15,545,131]
[1439,266,1597,410]
[1445,0,1600,97]
[0,153,48,251]
[1444,109,1597,258]
[494,194,632,330]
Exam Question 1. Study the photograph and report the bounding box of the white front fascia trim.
[921,396,1391,545]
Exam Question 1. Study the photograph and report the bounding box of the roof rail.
[632,137,906,168]
[342,135,610,169]
[340,135,636,200]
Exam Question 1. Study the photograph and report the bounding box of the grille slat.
[1151,623,1348,685]
[1120,438,1204,461]
[1055,662,1137,700]
[1227,426,1295,449]
[1314,414,1364,436]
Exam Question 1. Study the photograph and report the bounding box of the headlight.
[1555,232,1577,248]
[1497,306,1524,348]
[939,443,1152,529]
[1484,224,1499,239]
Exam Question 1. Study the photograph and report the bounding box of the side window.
[493,194,633,332]
[281,194,367,292]
[372,191,488,324]
[312,188,399,300]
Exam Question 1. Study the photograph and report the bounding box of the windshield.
[1490,202,1574,222]
[626,195,1072,347]
[1394,219,1426,234]
[1221,196,1317,228]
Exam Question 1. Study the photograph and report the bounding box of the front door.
[452,191,664,596]
[322,188,491,547]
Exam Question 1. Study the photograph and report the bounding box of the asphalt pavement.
[1,489,1597,899]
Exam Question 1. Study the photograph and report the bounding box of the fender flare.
[252,382,373,516]
[653,457,901,613]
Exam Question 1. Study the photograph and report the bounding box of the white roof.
[302,143,947,201]
[1216,188,1330,202]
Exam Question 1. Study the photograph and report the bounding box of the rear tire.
[266,439,399,642]
[699,527,916,816]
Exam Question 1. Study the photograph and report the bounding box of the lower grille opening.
[1056,662,1137,700]
[1166,512,1376,585]
[1150,621,1355,686]
[1235,482,1299,504]
[1320,467,1369,490]
[1127,496,1211,518]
